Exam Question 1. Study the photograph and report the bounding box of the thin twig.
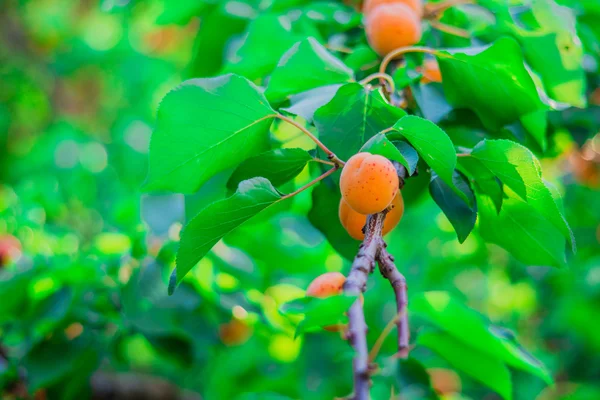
[368,309,405,364]
[359,72,396,94]
[276,114,346,168]
[379,47,438,76]
[429,20,470,38]
[344,212,388,400]
[424,0,475,20]
[312,158,336,166]
[377,248,410,358]
[281,166,339,200]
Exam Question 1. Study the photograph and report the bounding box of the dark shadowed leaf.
[429,171,476,243]
[308,180,360,261]
[418,330,513,400]
[266,38,354,103]
[314,83,406,162]
[176,178,282,286]
[145,74,275,193]
[226,148,312,192]
[458,156,503,214]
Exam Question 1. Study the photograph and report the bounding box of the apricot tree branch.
[275,114,346,167]
[343,212,387,400]
[359,72,396,94]
[377,248,410,358]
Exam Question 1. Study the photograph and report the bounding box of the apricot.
[421,58,442,83]
[306,272,346,298]
[339,192,404,240]
[0,234,21,266]
[340,153,399,215]
[219,319,253,346]
[427,368,462,395]
[363,0,423,17]
[365,4,422,56]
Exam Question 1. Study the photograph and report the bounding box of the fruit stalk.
[343,212,387,400]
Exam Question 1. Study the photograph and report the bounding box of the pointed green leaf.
[314,83,406,162]
[226,148,312,192]
[471,139,574,249]
[477,189,567,267]
[145,74,275,193]
[360,133,418,175]
[266,38,354,103]
[429,171,476,243]
[224,14,303,80]
[175,178,282,285]
[436,37,545,131]
[281,294,356,337]
[390,116,467,202]
[418,331,513,400]
[412,291,553,384]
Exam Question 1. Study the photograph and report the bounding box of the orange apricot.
[421,58,442,83]
[365,4,422,56]
[363,0,423,17]
[340,153,399,215]
[427,368,462,395]
[0,234,21,266]
[339,192,404,240]
[306,272,346,298]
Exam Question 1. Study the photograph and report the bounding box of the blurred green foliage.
[0,0,599,399]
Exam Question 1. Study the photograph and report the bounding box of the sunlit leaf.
[145,74,275,193]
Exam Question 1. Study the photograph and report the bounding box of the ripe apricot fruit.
[363,0,423,18]
[340,153,399,215]
[339,192,404,240]
[306,272,346,298]
[421,59,442,83]
[365,4,422,56]
[0,234,21,266]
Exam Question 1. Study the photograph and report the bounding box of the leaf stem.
[429,20,470,38]
[359,72,396,94]
[312,158,336,166]
[275,114,346,167]
[379,47,438,76]
[424,0,475,20]
[281,166,339,200]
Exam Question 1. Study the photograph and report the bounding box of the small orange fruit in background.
[339,192,404,240]
[0,234,21,266]
[421,58,442,83]
[306,272,346,298]
[363,0,424,18]
[365,4,422,56]
[340,152,399,215]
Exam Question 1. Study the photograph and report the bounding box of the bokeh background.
[1,1,599,399]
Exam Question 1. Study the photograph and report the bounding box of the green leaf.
[145,74,275,193]
[470,139,574,249]
[458,156,503,214]
[411,83,453,124]
[390,116,466,202]
[308,180,360,261]
[429,171,476,243]
[314,83,406,162]
[436,37,545,131]
[412,291,553,384]
[359,133,418,175]
[175,178,282,286]
[520,110,548,151]
[515,0,586,108]
[224,14,303,80]
[418,330,513,400]
[282,84,343,122]
[281,294,356,337]
[226,148,312,192]
[477,189,567,267]
[266,38,354,103]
